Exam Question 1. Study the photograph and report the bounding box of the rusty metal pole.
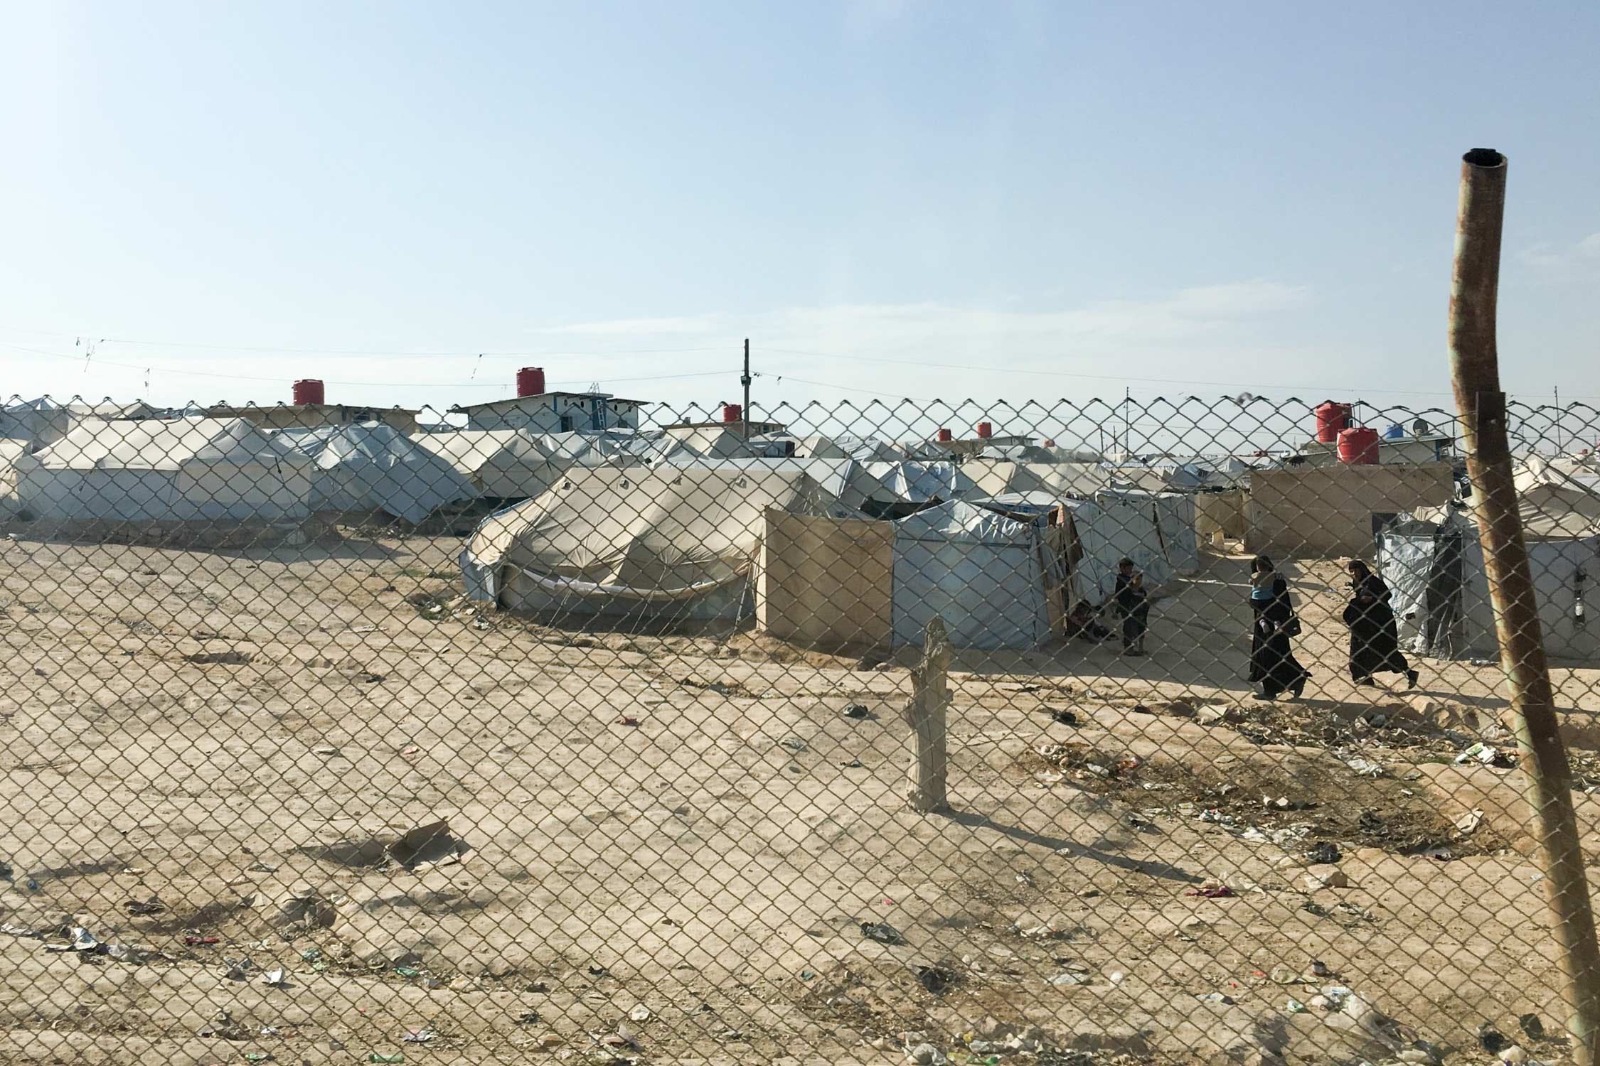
[1449,147,1600,1064]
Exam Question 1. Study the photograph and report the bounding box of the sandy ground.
[0,532,1597,1065]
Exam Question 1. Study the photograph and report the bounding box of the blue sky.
[1,0,1597,428]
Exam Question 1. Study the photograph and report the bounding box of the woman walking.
[1343,560,1419,688]
[1248,556,1310,700]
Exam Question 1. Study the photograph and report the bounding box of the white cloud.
[1518,232,1600,276]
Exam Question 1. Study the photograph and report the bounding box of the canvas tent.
[413,429,570,499]
[758,508,895,650]
[274,422,474,523]
[1380,507,1600,662]
[648,425,757,463]
[0,438,28,518]
[851,461,977,517]
[15,417,314,522]
[963,459,1111,501]
[462,465,840,624]
[1062,491,1174,603]
[891,500,1063,650]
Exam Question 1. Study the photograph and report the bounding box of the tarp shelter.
[15,417,314,521]
[649,425,757,463]
[1380,506,1600,662]
[852,461,976,517]
[963,459,1110,501]
[462,466,840,624]
[891,500,1063,650]
[0,438,29,518]
[657,457,859,505]
[758,508,895,650]
[1062,491,1172,603]
[273,422,474,523]
[413,429,570,499]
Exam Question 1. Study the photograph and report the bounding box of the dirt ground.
[1,532,1598,1065]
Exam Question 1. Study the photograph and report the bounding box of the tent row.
[460,465,1199,650]
[3,418,475,525]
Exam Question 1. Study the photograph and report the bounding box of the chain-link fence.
[1,389,1597,1066]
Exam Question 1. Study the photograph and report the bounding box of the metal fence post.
[906,615,951,813]
[1449,146,1600,1064]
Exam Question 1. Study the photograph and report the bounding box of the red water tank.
[516,367,546,397]
[936,428,953,443]
[722,403,742,424]
[1043,438,1056,448]
[1315,401,1352,443]
[292,379,325,406]
[977,422,993,439]
[1337,426,1380,465]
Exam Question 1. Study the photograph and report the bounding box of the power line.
[760,346,1485,400]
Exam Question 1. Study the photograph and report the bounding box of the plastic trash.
[842,703,869,719]
[370,1056,405,1065]
[261,968,288,987]
[1518,1013,1545,1041]
[1345,758,1385,778]
[1478,1022,1510,1053]
[1306,842,1342,865]
[1186,882,1234,899]
[861,921,905,945]
[1050,709,1079,726]
[916,965,956,994]
[628,1004,651,1022]
[1286,998,1307,1013]
[401,1028,436,1044]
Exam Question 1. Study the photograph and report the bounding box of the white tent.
[0,438,29,518]
[851,461,977,515]
[891,500,1061,650]
[648,425,758,463]
[1063,491,1173,603]
[412,429,569,499]
[1382,492,1600,662]
[16,418,314,522]
[273,422,474,523]
[461,465,841,624]
[964,459,1110,500]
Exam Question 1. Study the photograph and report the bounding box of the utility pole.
[741,338,752,441]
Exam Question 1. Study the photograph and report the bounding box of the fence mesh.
[0,392,1596,1066]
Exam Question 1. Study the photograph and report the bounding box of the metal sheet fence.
[0,393,1597,1066]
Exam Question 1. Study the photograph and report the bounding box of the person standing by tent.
[1107,558,1150,656]
[1247,555,1309,699]
[1343,559,1420,689]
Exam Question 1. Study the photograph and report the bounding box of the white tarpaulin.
[1065,492,1172,603]
[1380,508,1600,661]
[16,418,314,522]
[462,465,840,623]
[891,500,1056,650]
[274,422,474,522]
[413,428,575,499]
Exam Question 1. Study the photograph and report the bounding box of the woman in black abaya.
[1343,560,1419,689]
[1247,556,1310,700]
